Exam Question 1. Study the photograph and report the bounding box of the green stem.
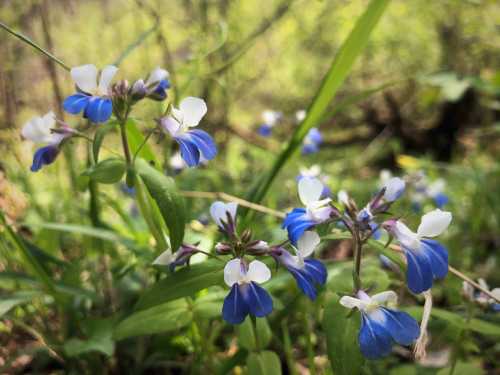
[0,21,70,71]
[352,224,363,292]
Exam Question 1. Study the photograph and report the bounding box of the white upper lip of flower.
[161,97,207,137]
[393,209,452,250]
[224,258,271,286]
[210,201,238,228]
[152,249,175,266]
[22,111,63,145]
[298,177,331,221]
[340,290,398,314]
[290,231,320,268]
[70,64,118,96]
[145,67,169,87]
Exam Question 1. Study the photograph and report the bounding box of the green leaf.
[126,119,158,165]
[92,122,117,162]
[84,158,126,184]
[0,291,44,317]
[244,0,391,211]
[135,158,186,251]
[256,317,272,349]
[64,318,115,357]
[324,293,364,375]
[135,259,223,310]
[436,361,484,375]
[238,318,257,351]
[246,351,282,375]
[114,300,192,340]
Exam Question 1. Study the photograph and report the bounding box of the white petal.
[490,288,500,301]
[21,112,55,143]
[371,291,398,305]
[210,201,237,227]
[339,296,368,310]
[71,64,98,93]
[296,231,320,258]
[383,177,405,202]
[224,258,243,287]
[98,65,118,95]
[427,178,446,197]
[145,67,169,86]
[338,190,349,205]
[417,209,452,238]
[179,97,207,127]
[298,177,324,205]
[246,260,271,284]
[395,221,420,249]
[262,110,280,125]
[160,116,181,136]
[152,250,174,265]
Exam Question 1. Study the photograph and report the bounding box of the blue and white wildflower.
[161,97,217,167]
[463,279,500,312]
[301,128,322,155]
[257,110,282,137]
[340,290,420,359]
[427,179,449,208]
[282,177,334,244]
[271,231,327,300]
[63,64,118,123]
[222,258,273,324]
[152,244,199,272]
[21,111,70,172]
[383,209,452,294]
[131,67,170,101]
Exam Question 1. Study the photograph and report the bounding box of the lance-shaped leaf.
[135,157,186,252]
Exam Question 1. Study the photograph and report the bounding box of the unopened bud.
[130,79,147,101]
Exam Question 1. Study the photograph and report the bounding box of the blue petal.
[289,268,317,300]
[421,239,448,279]
[301,143,319,155]
[433,193,449,208]
[176,136,201,167]
[240,282,273,318]
[303,259,327,286]
[404,247,433,294]
[85,96,113,123]
[222,284,249,324]
[359,313,393,359]
[369,221,382,240]
[188,129,217,160]
[289,220,316,245]
[307,128,322,144]
[282,208,306,228]
[31,145,59,172]
[63,93,90,115]
[258,124,272,137]
[380,308,420,346]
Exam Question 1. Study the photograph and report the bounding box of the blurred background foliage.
[0,0,500,373]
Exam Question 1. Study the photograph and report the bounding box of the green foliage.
[246,350,282,375]
[84,158,126,184]
[323,293,365,375]
[135,158,186,251]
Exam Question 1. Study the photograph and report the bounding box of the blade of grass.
[243,0,391,215]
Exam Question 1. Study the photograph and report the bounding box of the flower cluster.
[22,64,217,171]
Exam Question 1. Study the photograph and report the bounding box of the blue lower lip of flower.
[359,307,419,359]
[222,282,273,324]
[175,130,217,167]
[404,239,448,294]
[287,259,327,301]
[282,208,316,245]
[301,143,319,155]
[258,124,272,137]
[433,193,449,208]
[149,79,170,101]
[31,145,59,172]
[63,93,112,123]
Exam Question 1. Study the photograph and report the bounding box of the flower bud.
[130,79,147,101]
[215,242,232,255]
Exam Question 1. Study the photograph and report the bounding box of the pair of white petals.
[340,290,398,312]
[210,201,237,228]
[71,64,118,96]
[395,209,452,249]
[161,97,207,137]
[298,177,331,221]
[21,111,63,145]
[224,258,271,287]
